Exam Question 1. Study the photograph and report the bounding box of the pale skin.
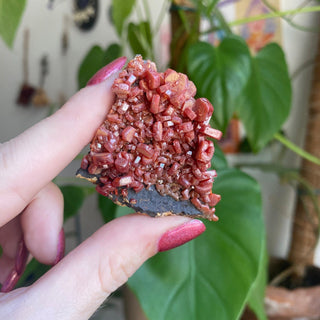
[0,73,193,319]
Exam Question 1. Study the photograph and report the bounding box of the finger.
[0,218,23,283]
[0,57,127,226]
[0,218,22,259]
[0,218,28,292]
[0,183,63,290]
[20,182,64,265]
[0,241,29,293]
[0,255,15,285]
[14,215,205,320]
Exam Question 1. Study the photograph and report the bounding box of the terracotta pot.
[241,258,320,320]
[265,285,320,320]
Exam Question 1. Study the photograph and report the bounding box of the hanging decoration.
[73,0,99,31]
[32,55,50,107]
[59,15,70,105]
[16,28,36,106]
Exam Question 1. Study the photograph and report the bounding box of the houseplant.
[2,1,320,319]
[76,1,320,319]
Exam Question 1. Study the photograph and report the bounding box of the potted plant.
[78,1,320,319]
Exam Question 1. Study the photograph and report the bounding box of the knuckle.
[98,252,132,295]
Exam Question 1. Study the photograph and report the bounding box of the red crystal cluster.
[81,56,222,220]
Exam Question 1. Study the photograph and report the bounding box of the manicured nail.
[86,57,127,86]
[0,269,20,293]
[53,228,65,265]
[158,220,206,252]
[15,238,29,275]
[1,238,29,292]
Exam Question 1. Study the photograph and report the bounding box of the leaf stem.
[135,0,154,60]
[274,132,320,166]
[291,58,316,81]
[154,0,170,36]
[261,0,320,33]
[229,5,320,27]
[142,0,152,23]
[212,7,232,35]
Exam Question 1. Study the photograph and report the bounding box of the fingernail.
[1,239,29,292]
[15,238,29,275]
[53,228,65,265]
[0,269,20,293]
[158,220,206,252]
[86,57,127,86]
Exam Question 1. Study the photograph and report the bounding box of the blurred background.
[1,0,320,319]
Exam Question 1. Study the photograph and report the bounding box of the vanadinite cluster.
[80,55,222,221]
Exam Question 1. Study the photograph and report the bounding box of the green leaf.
[238,43,292,152]
[0,0,26,48]
[127,21,153,58]
[78,45,105,89]
[60,185,86,221]
[104,43,122,64]
[247,243,268,320]
[212,143,228,170]
[77,43,121,89]
[129,168,264,320]
[112,0,135,36]
[116,204,135,218]
[187,37,251,132]
[98,194,118,224]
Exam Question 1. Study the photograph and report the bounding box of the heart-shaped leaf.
[128,168,264,320]
[187,37,251,132]
[0,0,26,48]
[77,43,121,89]
[112,0,135,36]
[237,43,291,152]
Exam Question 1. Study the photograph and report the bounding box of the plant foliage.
[0,0,26,48]
[78,44,121,89]
[128,168,264,320]
[112,0,136,36]
[9,1,319,319]
[187,36,251,133]
[187,39,291,152]
[237,43,292,152]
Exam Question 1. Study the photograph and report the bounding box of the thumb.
[5,215,205,320]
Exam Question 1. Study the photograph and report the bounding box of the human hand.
[0,58,206,319]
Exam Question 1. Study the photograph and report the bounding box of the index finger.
[0,57,126,225]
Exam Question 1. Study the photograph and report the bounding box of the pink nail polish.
[15,238,28,275]
[86,57,127,86]
[1,239,29,292]
[158,220,206,252]
[0,269,19,293]
[53,228,65,265]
